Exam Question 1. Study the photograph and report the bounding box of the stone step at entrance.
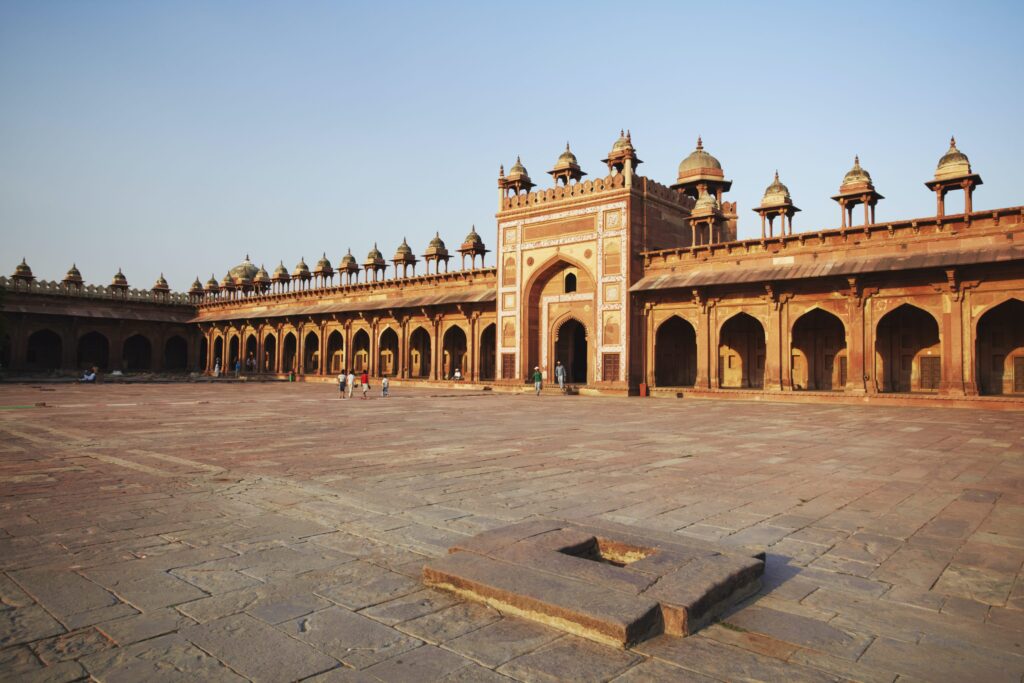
[422,518,764,648]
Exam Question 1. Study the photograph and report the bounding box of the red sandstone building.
[3,135,1022,406]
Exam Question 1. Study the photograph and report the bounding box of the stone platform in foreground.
[1,382,1023,682]
[424,519,764,646]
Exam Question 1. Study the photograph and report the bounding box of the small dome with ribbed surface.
[678,137,723,176]
[842,156,873,187]
[761,170,792,206]
[64,263,83,283]
[152,273,169,291]
[935,137,972,180]
[111,268,128,287]
[292,257,310,278]
[13,258,33,279]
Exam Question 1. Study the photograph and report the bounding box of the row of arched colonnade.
[3,325,197,373]
[648,297,1024,396]
[201,316,498,382]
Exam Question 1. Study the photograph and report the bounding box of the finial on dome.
[696,136,703,150]
[854,155,860,165]
[499,164,504,176]
[565,141,570,151]
[245,253,249,260]
[950,135,956,147]
[626,129,631,141]
[774,170,779,181]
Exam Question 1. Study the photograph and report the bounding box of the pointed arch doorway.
[554,318,588,384]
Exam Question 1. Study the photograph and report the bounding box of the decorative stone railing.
[0,276,193,305]
[502,173,628,210]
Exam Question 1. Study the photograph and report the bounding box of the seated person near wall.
[453,368,463,381]
[80,367,97,383]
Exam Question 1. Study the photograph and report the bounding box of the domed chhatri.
[925,136,982,217]
[688,187,726,247]
[548,142,586,185]
[220,271,236,290]
[229,255,259,282]
[205,273,221,292]
[152,273,170,292]
[189,276,204,293]
[12,258,34,282]
[500,155,535,195]
[272,261,290,280]
[392,238,418,278]
[753,171,801,238]
[63,263,83,288]
[338,248,360,284]
[841,156,874,190]
[423,232,451,275]
[458,225,488,270]
[364,243,387,282]
[253,264,271,290]
[292,257,311,279]
[672,137,732,200]
[832,156,884,228]
[603,129,642,175]
[111,268,129,288]
[692,186,721,216]
[313,253,334,286]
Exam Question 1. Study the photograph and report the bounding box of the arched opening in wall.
[164,335,188,372]
[123,334,152,372]
[282,333,297,372]
[1,334,11,370]
[263,334,277,372]
[244,335,258,372]
[199,337,208,372]
[443,327,467,379]
[564,272,577,293]
[409,327,431,378]
[526,258,595,380]
[654,316,697,387]
[719,313,766,389]
[352,330,370,373]
[976,299,1024,395]
[77,331,109,370]
[303,331,319,374]
[213,337,224,372]
[27,329,62,371]
[326,331,344,374]
[792,309,847,391]
[378,328,398,377]
[228,336,240,372]
[554,318,588,384]
[875,304,941,393]
[479,324,496,380]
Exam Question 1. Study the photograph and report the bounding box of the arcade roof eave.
[629,244,1024,293]
[191,287,496,324]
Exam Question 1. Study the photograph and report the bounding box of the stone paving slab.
[1,383,1023,681]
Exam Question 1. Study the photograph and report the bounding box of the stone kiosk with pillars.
[3,133,1023,406]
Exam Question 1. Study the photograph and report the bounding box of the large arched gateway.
[554,318,588,384]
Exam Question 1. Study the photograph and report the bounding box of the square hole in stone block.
[560,537,656,567]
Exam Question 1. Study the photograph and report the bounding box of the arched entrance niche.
[199,337,208,372]
[719,313,766,389]
[352,330,370,373]
[326,331,344,374]
[654,316,697,387]
[976,299,1024,395]
[282,333,297,373]
[227,336,240,372]
[123,334,152,371]
[443,326,467,379]
[525,256,595,380]
[212,336,224,372]
[244,335,258,371]
[379,328,398,376]
[164,335,188,371]
[409,327,431,378]
[875,304,940,393]
[27,329,62,371]
[263,334,277,372]
[554,318,588,384]
[479,323,496,380]
[791,309,847,391]
[0,334,9,371]
[77,331,109,370]
[303,331,319,374]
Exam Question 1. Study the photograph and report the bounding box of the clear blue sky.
[2,1,1022,290]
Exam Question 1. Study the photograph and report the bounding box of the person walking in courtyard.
[347,369,356,399]
[338,370,346,399]
[234,358,241,378]
[360,370,370,399]
[532,366,543,395]
[555,360,566,393]
[381,375,390,398]
[213,358,221,377]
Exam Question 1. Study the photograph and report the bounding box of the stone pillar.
[369,320,378,377]
[319,323,328,376]
[343,321,352,374]
[431,317,440,381]
[708,304,720,389]
[399,318,408,379]
[779,301,793,390]
[763,305,782,392]
[941,292,966,396]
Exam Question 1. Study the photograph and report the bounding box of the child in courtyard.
[381,375,390,397]
[360,370,370,399]
[338,370,346,399]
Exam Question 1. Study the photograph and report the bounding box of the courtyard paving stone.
[0,382,1022,681]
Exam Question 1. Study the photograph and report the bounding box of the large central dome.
[228,255,259,281]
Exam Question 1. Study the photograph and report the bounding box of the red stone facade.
[3,135,1022,405]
